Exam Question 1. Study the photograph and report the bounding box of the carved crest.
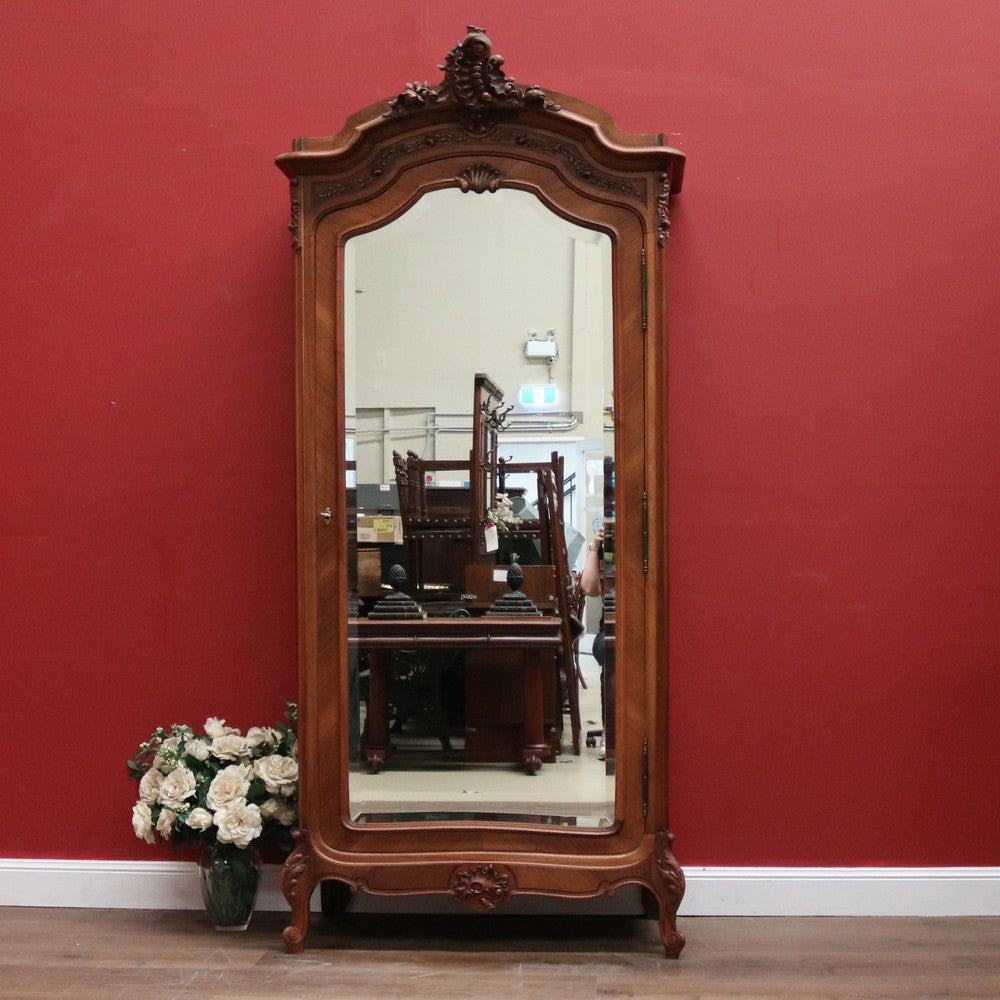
[386,27,560,133]
[449,862,515,909]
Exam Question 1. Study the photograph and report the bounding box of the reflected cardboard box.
[357,548,382,597]
[356,515,403,545]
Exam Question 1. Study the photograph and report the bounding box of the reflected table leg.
[521,650,550,774]
[362,651,393,773]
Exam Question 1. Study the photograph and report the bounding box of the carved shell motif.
[456,162,505,193]
[449,863,515,910]
[385,26,559,133]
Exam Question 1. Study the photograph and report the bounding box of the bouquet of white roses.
[128,703,297,852]
[487,492,523,532]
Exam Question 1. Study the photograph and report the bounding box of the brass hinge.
[642,737,650,817]
[642,492,649,574]
[640,247,648,335]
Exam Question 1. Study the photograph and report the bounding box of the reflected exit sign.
[519,384,558,407]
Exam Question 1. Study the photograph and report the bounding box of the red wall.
[3,1,998,865]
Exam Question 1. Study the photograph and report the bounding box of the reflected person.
[579,524,606,672]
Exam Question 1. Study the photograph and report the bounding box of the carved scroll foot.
[651,829,686,958]
[281,828,316,953]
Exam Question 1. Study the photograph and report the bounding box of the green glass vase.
[197,844,262,931]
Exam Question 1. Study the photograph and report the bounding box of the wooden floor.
[2,908,998,999]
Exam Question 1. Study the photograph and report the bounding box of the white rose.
[246,726,279,749]
[204,717,238,739]
[152,735,181,771]
[214,801,263,849]
[155,807,177,839]
[158,766,197,810]
[132,801,155,844]
[206,764,250,811]
[138,768,163,805]
[185,739,210,762]
[275,801,297,826]
[210,733,250,761]
[255,755,298,796]
[260,796,297,827]
[186,807,214,831]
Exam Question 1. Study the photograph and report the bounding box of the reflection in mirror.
[344,188,615,826]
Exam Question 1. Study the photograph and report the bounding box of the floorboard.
[1,908,998,999]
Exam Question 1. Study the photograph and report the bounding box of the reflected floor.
[350,649,613,823]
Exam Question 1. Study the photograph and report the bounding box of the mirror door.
[344,188,615,825]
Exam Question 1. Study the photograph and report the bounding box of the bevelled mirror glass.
[344,187,615,826]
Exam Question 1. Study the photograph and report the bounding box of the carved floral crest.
[385,26,560,133]
[449,862,514,909]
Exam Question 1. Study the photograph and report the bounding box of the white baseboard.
[0,858,298,913]
[1,859,998,917]
[681,866,1000,916]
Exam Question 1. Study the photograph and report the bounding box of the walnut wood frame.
[276,27,686,956]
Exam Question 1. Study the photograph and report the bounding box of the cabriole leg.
[281,828,315,953]
[652,829,686,958]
